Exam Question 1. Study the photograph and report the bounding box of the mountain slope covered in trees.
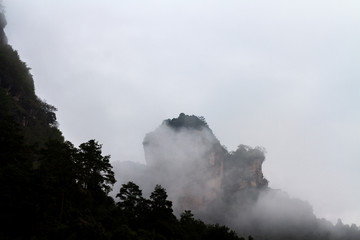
[0,9,247,240]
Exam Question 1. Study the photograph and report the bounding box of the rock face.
[143,113,268,211]
[223,145,268,195]
[0,10,7,45]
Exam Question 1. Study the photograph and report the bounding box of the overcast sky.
[3,0,360,225]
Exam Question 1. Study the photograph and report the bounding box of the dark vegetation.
[0,43,63,147]
[0,10,246,240]
[164,113,209,130]
[0,119,245,240]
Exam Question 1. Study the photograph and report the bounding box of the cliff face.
[143,113,268,211]
[0,10,7,45]
[223,145,268,195]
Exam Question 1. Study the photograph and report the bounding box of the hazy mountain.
[116,113,360,240]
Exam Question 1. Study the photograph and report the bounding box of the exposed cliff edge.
[143,113,268,211]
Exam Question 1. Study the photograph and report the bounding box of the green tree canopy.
[150,184,173,214]
[76,139,115,194]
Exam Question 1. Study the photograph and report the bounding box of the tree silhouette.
[76,139,115,194]
[150,184,173,214]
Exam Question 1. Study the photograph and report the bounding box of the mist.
[111,113,360,239]
[113,114,224,207]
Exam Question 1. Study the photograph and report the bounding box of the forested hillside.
[0,9,246,240]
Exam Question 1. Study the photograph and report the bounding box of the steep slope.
[0,9,63,147]
[0,10,246,240]
[143,113,268,211]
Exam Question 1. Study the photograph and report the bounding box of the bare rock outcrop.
[143,113,268,211]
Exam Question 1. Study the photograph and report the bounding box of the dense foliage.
[164,113,209,130]
[0,116,245,239]
[0,44,63,147]
[0,33,246,239]
[1,11,360,240]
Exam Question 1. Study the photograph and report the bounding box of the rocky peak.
[143,113,268,211]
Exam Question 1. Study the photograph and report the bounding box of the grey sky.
[3,0,360,225]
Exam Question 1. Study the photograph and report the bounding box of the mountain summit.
[138,113,360,239]
[143,113,268,211]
